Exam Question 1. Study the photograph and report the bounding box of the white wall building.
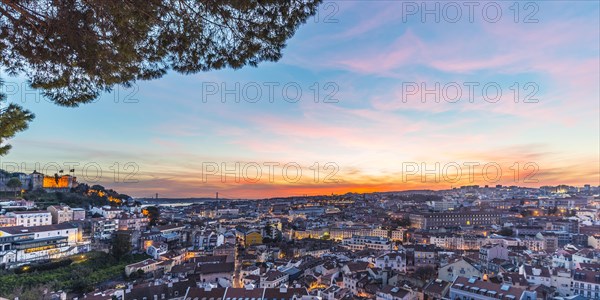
[375,251,407,272]
[342,235,392,251]
[7,210,52,227]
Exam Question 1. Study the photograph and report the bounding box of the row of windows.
[429,214,500,218]
[574,282,600,290]
[573,289,600,298]
[35,230,70,238]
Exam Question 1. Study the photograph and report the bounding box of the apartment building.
[375,251,407,272]
[342,235,392,251]
[410,212,502,229]
[7,210,52,227]
[91,218,117,240]
[47,205,73,224]
[260,270,289,288]
[450,277,537,300]
[0,223,83,266]
[573,269,600,299]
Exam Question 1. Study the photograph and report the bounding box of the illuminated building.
[0,223,86,267]
[391,229,405,242]
[30,171,78,192]
[414,244,438,265]
[235,227,263,247]
[0,216,16,227]
[116,213,149,231]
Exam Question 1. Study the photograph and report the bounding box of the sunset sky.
[2,1,599,199]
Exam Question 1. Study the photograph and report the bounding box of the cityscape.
[0,172,599,300]
[0,1,598,300]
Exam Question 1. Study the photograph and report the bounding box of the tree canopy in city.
[0,79,34,156]
[0,0,321,154]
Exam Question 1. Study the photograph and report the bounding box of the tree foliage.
[142,206,160,226]
[498,227,514,237]
[0,79,34,156]
[0,0,320,155]
[0,0,322,106]
[110,232,133,260]
[21,182,128,209]
[0,252,148,297]
[395,216,411,227]
[6,177,21,189]
[6,177,22,196]
[414,265,436,282]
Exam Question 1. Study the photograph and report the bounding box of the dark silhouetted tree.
[6,177,22,196]
[110,231,132,260]
[143,206,160,226]
[498,227,514,237]
[415,265,436,282]
[0,80,34,156]
[0,0,321,106]
[0,0,320,154]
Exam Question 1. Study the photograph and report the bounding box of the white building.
[438,258,482,283]
[519,265,551,287]
[146,242,168,259]
[260,270,288,288]
[92,218,117,240]
[376,286,416,300]
[573,269,600,299]
[342,235,392,251]
[450,277,536,300]
[47,205,73,224]
[427,199,458,212]
[7,210,52,227]
[0,223,83,266]
[90,206,122,219]
[550,268,572,297]
[375,251,407,272]
[552,250,574,269]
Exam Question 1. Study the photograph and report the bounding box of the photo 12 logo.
[401,161,539,184]
[0,81,139,104]
[401,81,540,104]
[312,1,340,23]
[201,162,340,184]
[0,161,140,183]
[402,2,540,23]
[201,81,340,104]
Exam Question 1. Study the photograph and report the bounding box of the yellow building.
[31,172,77,191]
[236,227,263,247]
[245,231,263,246]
